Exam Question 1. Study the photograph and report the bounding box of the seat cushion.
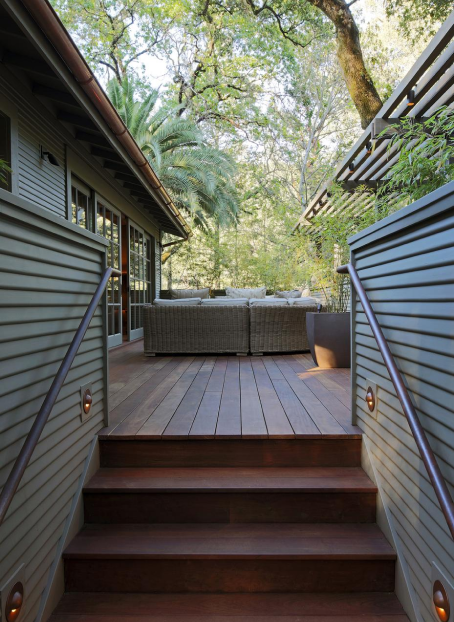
[288,297,318,305]
[225,286,266,299]
[249,298,289,306]
[154,298,202,306]
[201,298,249,306]
[170,287,210,299]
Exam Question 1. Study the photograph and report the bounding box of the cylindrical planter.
[306,312,351,368]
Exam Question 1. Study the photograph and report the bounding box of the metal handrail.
[0,266,121,526]
[338,262,454,539]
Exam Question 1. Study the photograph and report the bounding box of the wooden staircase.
[51,438,409,621]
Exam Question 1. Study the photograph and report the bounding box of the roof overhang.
[0,0,191,239]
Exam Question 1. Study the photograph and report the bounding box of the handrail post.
[338,262,454,539]
[0,266,120,525]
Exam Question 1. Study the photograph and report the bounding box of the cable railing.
[0,266,121,526]
[338,262,454,539]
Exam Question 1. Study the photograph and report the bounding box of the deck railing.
[0,266,121,526]
[338,262,454,539]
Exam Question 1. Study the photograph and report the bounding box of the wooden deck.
[102,340,358,439]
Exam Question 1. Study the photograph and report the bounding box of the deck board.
[102,340,356,440]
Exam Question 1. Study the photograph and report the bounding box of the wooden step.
[83,467,377,523]
[64,523,395,593]
[51,592,409,621]
[100,438,362,468]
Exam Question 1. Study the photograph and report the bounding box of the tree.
[385,0,451,42]
[107,76,239,226]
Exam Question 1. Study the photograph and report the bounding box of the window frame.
[71,176,94,231]
[0,93,18,195]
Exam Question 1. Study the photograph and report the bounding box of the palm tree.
[107,77,239,227]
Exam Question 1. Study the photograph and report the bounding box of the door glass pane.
[0,111,11,192]
[97,204,104,236]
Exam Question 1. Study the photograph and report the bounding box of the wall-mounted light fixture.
[40,145,60,167]
[366,386,375,412]
[434,580,451,621]
[80,382,93,422]
[366,141,372,155]
[407,89,416,106]
[348,161,356,173]
[5,582,24,622]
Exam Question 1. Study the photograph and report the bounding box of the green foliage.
[297,185,381,312]
[377,106,454,208]
[107,76,239,226]
[385,0,451,42]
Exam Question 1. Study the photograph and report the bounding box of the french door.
[128,222,152,340]
[96,200,123,347]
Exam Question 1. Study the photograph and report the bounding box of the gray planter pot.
[306,312,351,368]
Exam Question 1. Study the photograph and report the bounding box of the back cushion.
[225,286,266,299]
[275,289,302,299]
[154,298,202,306]
[170,288,210,299]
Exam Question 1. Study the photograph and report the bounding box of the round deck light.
[434,580,450,621]
[6,582,24,622]
[366,387,375,412]
[83,388,93,414]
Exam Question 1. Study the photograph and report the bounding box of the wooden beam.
[103,161,134,174]
[57,111,98,131]
[372,117,429,139]
[114,171,137,182]
[33,83,78,105]
[91,147,123,163]
[75,130,112,148]
[2,51,55,77]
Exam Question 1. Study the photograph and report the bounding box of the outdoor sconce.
[407,89,416,106]
[434,580,451,621]
[5,582,24,622]
[348,161,355,173]
[366,141,372,155]
[366,386,375,412]
[40,145,60,167]
[82,388,93,415]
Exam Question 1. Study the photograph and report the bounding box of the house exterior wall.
[349,181,454,622]
[0,189,109,622]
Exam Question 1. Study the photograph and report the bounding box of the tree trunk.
[307,0,383,128]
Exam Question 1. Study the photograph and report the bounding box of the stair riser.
[100,439,362,468]
[84,492,377,524]
[65,559,394,593]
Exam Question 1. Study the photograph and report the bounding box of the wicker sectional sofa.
[144,302,317,356]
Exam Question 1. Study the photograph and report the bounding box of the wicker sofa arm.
[250,304,318,354]
[144,305,250,355]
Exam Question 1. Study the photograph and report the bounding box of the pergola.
[297,9,454,226]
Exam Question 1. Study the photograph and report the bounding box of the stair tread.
[52,592,409,620]
[85,467,377,493]
[64,523,395,560]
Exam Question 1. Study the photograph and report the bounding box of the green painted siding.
[0,191,108,622]
[350,182,454,622]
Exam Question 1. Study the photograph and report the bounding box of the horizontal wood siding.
[0,72,66,217]
[0,196,107,622]
[350,183,454,622]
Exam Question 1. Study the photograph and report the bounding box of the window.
[71,178,93,230]
[129,223,152,333]
[0,111,11,192]
[97,200,122,344]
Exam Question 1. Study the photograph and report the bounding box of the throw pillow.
[170,287,210,299]
[225,286,266,299]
